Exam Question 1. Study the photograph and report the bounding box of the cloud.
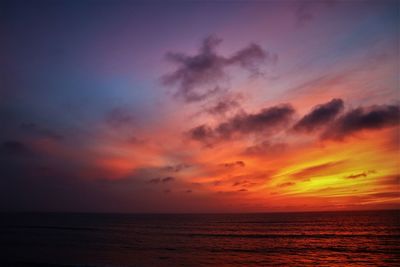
[322,104,400,140]
[345,170,375,179]
[369,191,399,199]
[187,124,215,145]
[244,141,287,156]
[295,2,314,27]
[379,174,400,186]
[162,176,175,183]
[205,93,242,116]
[293,98,344,132]
[216,104,295,137]
[294,0,337,27]
[215,172,266,189]
[20,123,64,140]
[148,178,161,184]
[148,176,175,184]
[226,43,273,74]
[162,35,270,102]
[221,161,245,168]
[188,104,295,144]
[345,172,367,179]
[232,180,257,188]
[290,161,344,181]
[0,140,32,157]
[277,182,296,188]
[162,164,191,173]
[106,107,135,128]
[189,99,398,145]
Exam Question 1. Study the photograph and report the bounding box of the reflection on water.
[0,210,399,266]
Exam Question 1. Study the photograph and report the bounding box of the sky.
[1,0,399,213]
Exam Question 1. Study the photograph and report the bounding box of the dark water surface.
[0,210,399,266]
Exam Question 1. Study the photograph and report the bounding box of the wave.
[176,233,400,239]
[2,225,101,232]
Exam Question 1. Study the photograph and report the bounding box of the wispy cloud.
[162,35,271,102]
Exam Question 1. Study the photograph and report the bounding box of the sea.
[0,210,399,266]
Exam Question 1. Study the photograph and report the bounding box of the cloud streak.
[148,176,176,184]
[289,161,344,181]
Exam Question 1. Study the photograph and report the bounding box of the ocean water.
[0,210,399,266]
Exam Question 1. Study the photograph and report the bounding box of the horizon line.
[1,208,398,215]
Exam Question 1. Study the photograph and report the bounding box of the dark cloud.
[187,124,215,145]
[127,136,146,145]
[369,191,399,199]
[190,99,398,145]
[221,161,245,168]
[148,176,175,184]
[232,181,242,186]
[0,140,31,157]
[162,35,271,102]
[207,99,239,115]
[226,43,273,75]
[345,170,375,179]
[345,172,367,179]
[244,141,287,156]
[379,174,400,186]
[232,180,257,188]
[221,172,267,189]
[189,104,295,144]
[205,94,242,116]
[20,123,64,140]
[294,0,337,27]
[216,104,294,138]
[295,3,314,27]
[277,182,296,188]
[148,178,161,184]
[213,180,222,186]
[293,98,344,132]
[106,107,135,128]
[162,176,175,183]
[162,163,191,173]
[322,104,400,140]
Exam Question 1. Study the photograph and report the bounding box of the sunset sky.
[1,0,399,212]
